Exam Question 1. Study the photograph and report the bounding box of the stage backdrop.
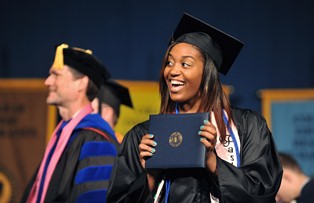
[0,78,232,202]
[260,89,314,176]
[0,79,56,203]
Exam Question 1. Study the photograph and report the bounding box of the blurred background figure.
[276,152,314,203]
[92,79,133,143]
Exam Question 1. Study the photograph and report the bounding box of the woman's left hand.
[198,119,218,174]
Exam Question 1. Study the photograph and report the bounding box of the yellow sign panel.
[115,80,160,136]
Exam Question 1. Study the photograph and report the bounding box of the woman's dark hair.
[159,42,233,141]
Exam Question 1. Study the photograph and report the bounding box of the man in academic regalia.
[21,43,118,203]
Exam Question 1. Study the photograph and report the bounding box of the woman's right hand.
[139,134,159,191]
[138,134,157,168]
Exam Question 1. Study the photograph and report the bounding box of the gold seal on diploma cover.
[169,131,183,147]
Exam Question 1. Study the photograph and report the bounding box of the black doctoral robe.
[21,128,118,203]
[107,107,283,203]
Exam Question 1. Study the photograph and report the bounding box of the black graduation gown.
[21,129,118,203]
[107,108,283,203]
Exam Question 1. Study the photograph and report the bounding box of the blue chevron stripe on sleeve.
[75,165,113,184]
[79,141,117,161]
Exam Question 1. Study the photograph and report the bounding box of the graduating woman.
[107,13,282,203]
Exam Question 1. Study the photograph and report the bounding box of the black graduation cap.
[52,43,111,88]
[171,13,244,75]
[97,79,133,117]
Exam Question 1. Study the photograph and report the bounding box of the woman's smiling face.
[163,42,204,105]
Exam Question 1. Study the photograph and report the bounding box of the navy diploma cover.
[146,112,209,169]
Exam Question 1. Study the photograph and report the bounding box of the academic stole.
[27,104,93,203]
[209,111,240,203]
